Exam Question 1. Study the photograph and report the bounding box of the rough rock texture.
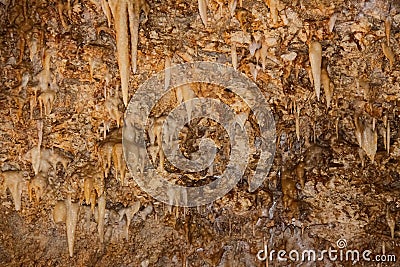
[0,0,400,266]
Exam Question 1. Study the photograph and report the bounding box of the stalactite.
[119,201,140,239]
[38,90,56,116]
[335,117,339,140]
[381,126,387,151]
[248,63,258,81]
[98,141,115,178]
[84,177,94,205]
[2,171,24,211]
[24,147,70,175]
[386,206,395,239]
[198,0,207,27]
[109,0,130,106]
[385,17,391,45]
[97,193,106,243]
[112,143,126,185]
[102,120,110,139]
[127,0,139,76]
[235,109,249,130]
[29,94,36,120]
[94,172,105,197]
[249,38,261,56]
[37,71,50,93]
[281,168,298,214]
[321,61,333,109]
[358,148,365,168]
[88,57,96,81]
[309,41,322,101]
[67,0,72,19]
[105,96,122,127]
[328,13,338,33]
[148,115,169,170]
[57,0,69,30]
[12,96,25,122]
[372,117,376,131]
[43,48,53,73]
[382,42,395,69]
[228,0,237,17]
[128,0,150,75]
[17,34,26,65]
[28,172,48,203]
[66,195,80,257]
[295,162,305,188]
[158,148,165,171]
[53,200,67,223]
[90,191,97,213]
[255,48,261,67]
[24,147,41,175]
[101,0,112,27]
[295,102,300,141]
[15,71,29,94]
[48,150,70,171]
[259,39,268,71]
[354,115,377,162]
[108,0,150,106]
[386,120,390,154]
[27,30,39,62]
[175,85,197,121]
[265,0,278,26]
[231,42,238,70]
[37,120,43,149]
[140,204,153,220]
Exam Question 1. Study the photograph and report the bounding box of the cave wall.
[0,0,399,266]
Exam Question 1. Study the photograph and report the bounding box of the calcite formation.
[0,0,399,266]
[309,41,322,101]
[106,0,150,106]
[1,171,24,211]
